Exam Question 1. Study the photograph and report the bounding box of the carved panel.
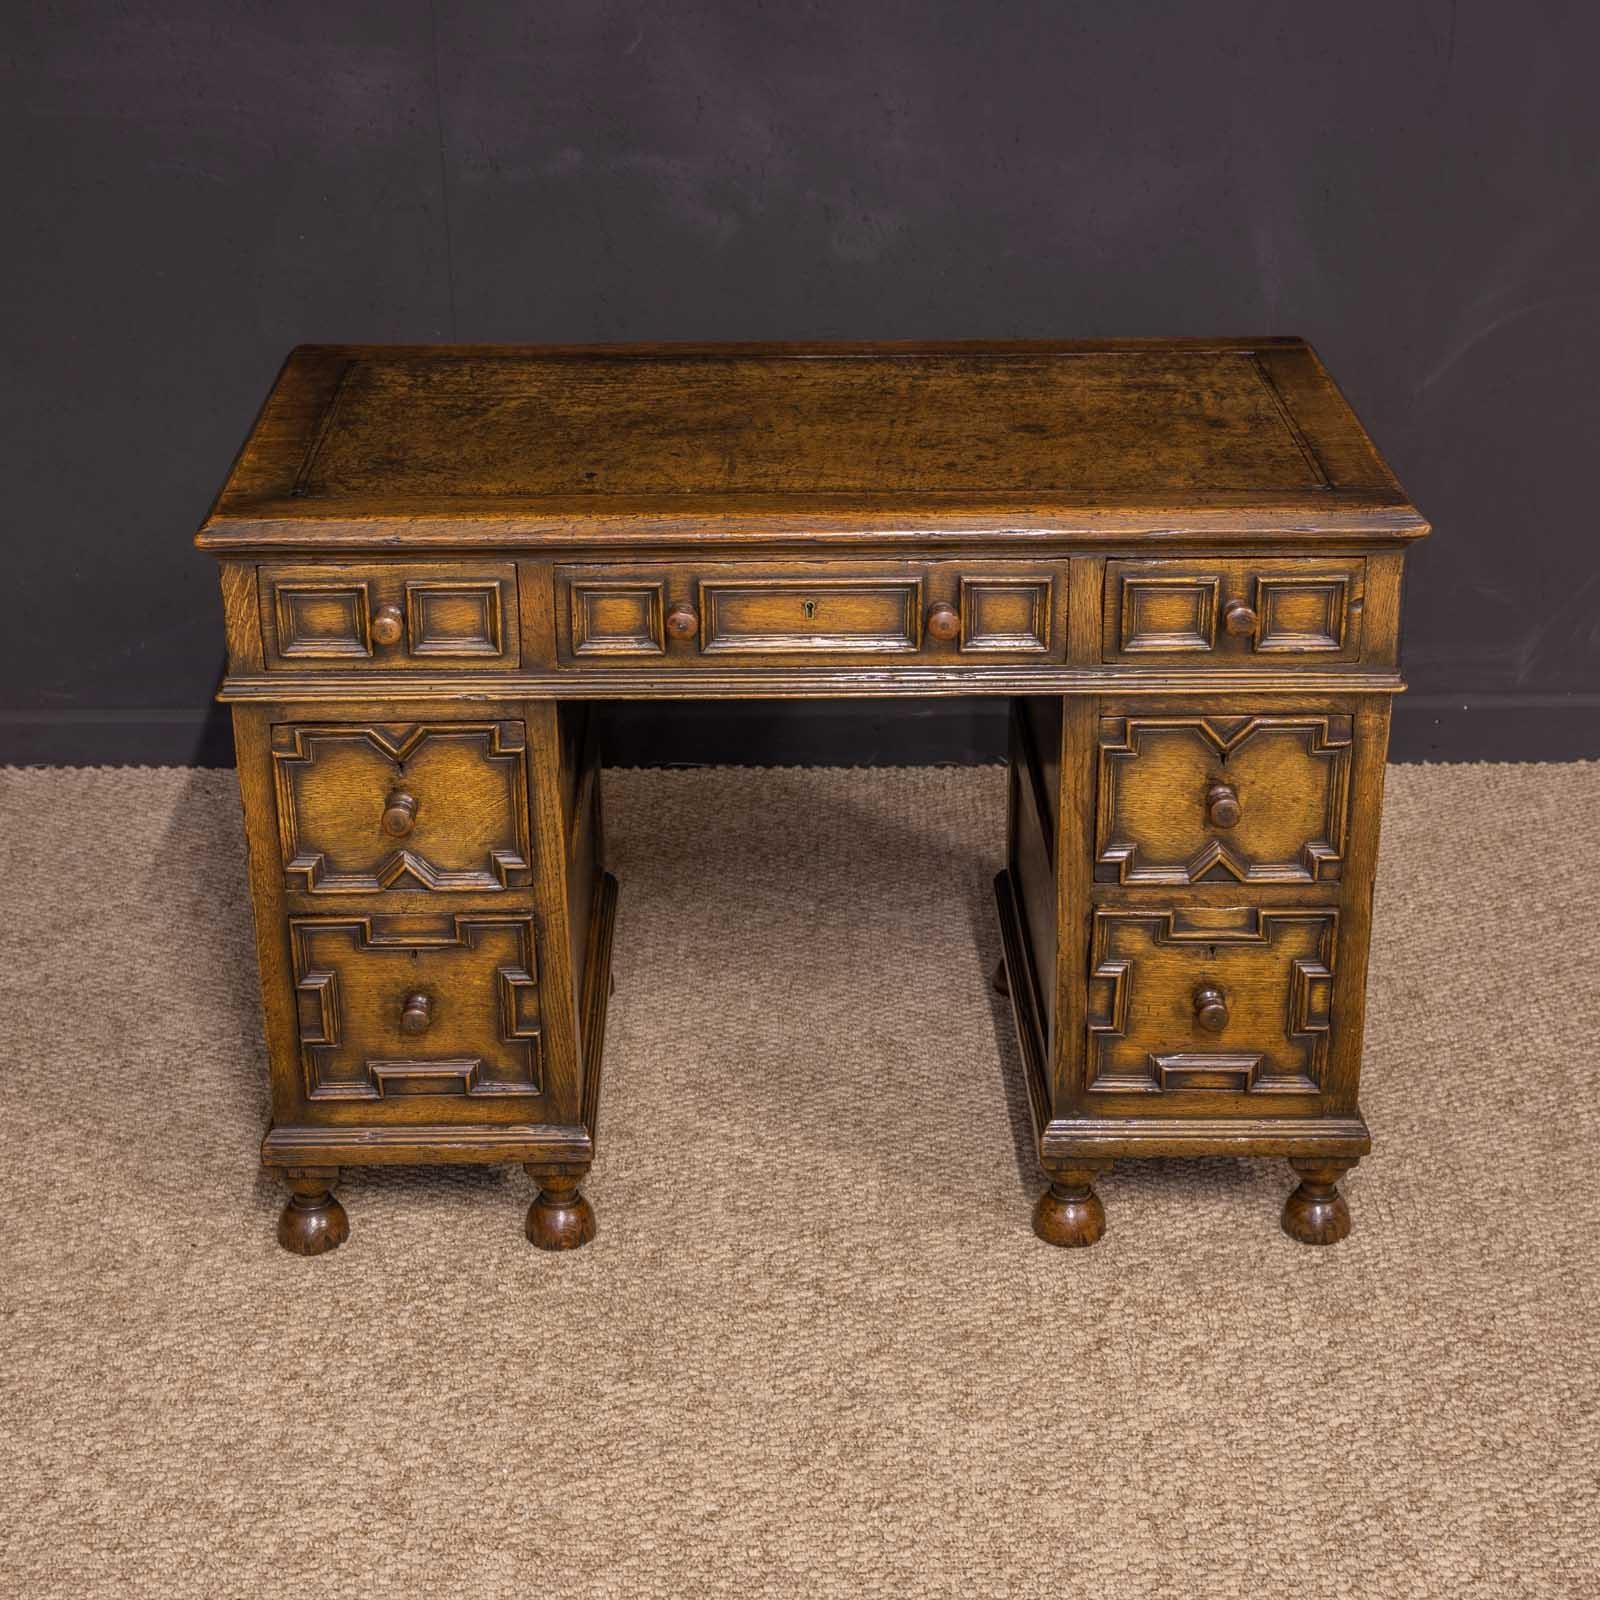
[1086,905,1337,1096]
[958,575,1053,653]
[404,580,505,656]
[273,722,532,893]
[698,575,923,654]
[1096,713,1352,884]
[569,580,667,656]
[290,913,543,1101]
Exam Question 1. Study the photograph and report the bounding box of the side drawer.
[555,560,1067,665]
[1104,558,1364,665]
[272,720,533,893]
[1085,903,1340,1107]
[1094,710,1352,885]
[259,562,520,671]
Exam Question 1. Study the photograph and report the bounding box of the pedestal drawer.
[1095,711,1352,885]
[271,721,533,893]
[289,911,548,1116]
[1085,903,1339,1103]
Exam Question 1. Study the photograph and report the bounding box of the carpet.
[1,761,1597,1597]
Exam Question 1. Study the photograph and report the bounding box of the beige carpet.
[2,761,1598,1597]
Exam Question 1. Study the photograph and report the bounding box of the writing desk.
[197,340,1426,1255]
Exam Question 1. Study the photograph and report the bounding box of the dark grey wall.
[5,1,1597,765]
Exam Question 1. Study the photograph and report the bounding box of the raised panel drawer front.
[554,561,1066,665]
[1105,558,1365,665]
[1086,905,1339,1100]
[289,912,545,1110]
[1096,712,1352,884]
[272,722,532,893]
[260,562,519,671]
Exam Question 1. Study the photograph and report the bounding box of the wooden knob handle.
[1205,782,1240,830]
[1193,983,1229,1033]
[395,985,428,1036]
[400,992,432,1036]
[381,789,417,837]
[665,604,698,641]
[371,603,405,646]
[1223,599,1257,637]
[926,602,961,641]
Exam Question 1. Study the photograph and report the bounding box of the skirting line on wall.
[1,695,1597,768]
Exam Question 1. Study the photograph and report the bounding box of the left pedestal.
[230,697,616,1256]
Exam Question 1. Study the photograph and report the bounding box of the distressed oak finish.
[198,340,1426,1254]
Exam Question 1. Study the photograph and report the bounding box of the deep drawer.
[259,562,520,671]
[1085,903,1339,1100]
[272,721,533,894]
[1104,558,1365,665]
[555,561,1067,665]
[288,911,548,1113]
[1094,711,1352,885]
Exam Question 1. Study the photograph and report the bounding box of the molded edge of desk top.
[196,339,1428,551]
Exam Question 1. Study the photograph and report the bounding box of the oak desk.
[198,340,1426,1255]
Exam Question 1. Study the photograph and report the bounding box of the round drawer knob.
[381,789,417,838]
[1193,982,1229,1033]
[926,602,961,641]
[371,603,405,646]
[400,992,432,1036]
[665,604,699,641]
[1206,782,1241,830]
[1223,599,1257,637]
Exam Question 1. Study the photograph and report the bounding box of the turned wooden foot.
[1282,1158,1356,1246]
[525,1169,597,1251]
[1033,1165,1111,1248]
[276,1167,349,1256]
[992,958,1009,996]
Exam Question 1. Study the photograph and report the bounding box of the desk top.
[197,340,1425,550]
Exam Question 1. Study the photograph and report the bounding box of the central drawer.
[555,561,1067,665]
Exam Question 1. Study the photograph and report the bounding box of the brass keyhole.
[801,599,818,620]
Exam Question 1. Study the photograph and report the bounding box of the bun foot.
[277,1168,349,1256]
[525,1173,596,1251]
[1281,1159,1355,1246]
[1032,1169,1109,1248]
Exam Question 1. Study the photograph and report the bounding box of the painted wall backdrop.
[4,0,1597,764]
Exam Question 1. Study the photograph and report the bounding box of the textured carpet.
[1,761,1598,1598]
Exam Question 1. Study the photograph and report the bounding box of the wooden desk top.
[197,340,1425,551]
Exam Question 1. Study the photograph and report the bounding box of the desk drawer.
[555,561,1066,665]
[288,911,548,1114]
[271,721,533,894]
[1086,904,1338,1103]
[260,562,519,671]
[1095,711,1352,885]
[1105,559,1364,665]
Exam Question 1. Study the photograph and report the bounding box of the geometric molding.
[290,912,543,1101]
[1085,905,1337,1096]
[272,721,532,893]
[569,579,667,656]
[271,578,375,659]
[1253,574,1351,654]
[404,579,505,657]
[1095,713,1352,885]
[958,575,1053,653]
[1114,573,1220,654]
